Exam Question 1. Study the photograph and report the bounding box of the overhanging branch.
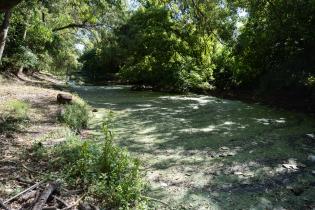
[52,22,111,32]
[52,23,90,32]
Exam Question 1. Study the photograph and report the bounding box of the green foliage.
[1,0,314,108]
[233,0,315,92]
[31,115,146,209]
[0,99,29,134]
[58,102,89,132]
[1,0,124,75]
[117,6,213,91]
[212,47,249,90]
[79,44,123,82]
[10,46,39,70]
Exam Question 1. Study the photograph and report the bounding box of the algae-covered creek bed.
[72,85,315,209]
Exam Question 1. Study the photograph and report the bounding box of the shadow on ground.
[73,85,315,209]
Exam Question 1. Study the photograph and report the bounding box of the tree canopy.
[1,0,314,106]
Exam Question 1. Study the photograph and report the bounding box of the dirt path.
[0,74,73,208]
[73,85,315,209]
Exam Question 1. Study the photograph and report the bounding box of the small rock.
[185,173,191,176]
[92,108,98,112]
[312,170,315,176]
[219,153,227,157]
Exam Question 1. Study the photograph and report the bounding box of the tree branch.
[0,0,23,12]
[52,22,112,32]
[53,23,90,32]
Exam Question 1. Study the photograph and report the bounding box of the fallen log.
[4,181,44,204]
[57,93,72,104]
[32,182,60,210]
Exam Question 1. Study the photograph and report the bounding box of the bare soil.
[0,73,80,209]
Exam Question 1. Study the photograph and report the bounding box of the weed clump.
[0,99,29,134]
[31,115,146,209]
[58,102,89,132]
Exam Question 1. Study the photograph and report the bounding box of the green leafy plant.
[58,102,89,132]
[32,113,146,209]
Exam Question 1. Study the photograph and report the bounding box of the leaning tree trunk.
[0,10,12,62]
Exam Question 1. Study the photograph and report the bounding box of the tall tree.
[0,0,23,62]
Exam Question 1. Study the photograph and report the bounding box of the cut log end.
[57,93,72,104]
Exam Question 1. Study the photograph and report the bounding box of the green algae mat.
[72,85,315,210]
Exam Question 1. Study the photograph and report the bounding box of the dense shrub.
[31,115,146,209]
[0,99,30,134]
[58,102,89,132]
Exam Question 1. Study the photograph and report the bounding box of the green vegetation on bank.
[78,0,314,110]
[58,102,89,132]
[31,112,146,209]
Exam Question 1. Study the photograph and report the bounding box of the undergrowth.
[58,101,89,132]
[30,113,147,209]
[0,99,30,134]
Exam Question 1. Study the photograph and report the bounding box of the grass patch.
[0,99,30,134]
[30,116,146,209]
[58,102,89,132]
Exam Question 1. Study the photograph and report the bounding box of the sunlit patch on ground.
[73,85,315,209]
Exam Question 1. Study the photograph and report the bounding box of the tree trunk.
[0,0,23,12]
[0,10,12,63]
[18,23,28,75]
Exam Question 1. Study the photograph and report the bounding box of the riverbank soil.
[74,85,315,209]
